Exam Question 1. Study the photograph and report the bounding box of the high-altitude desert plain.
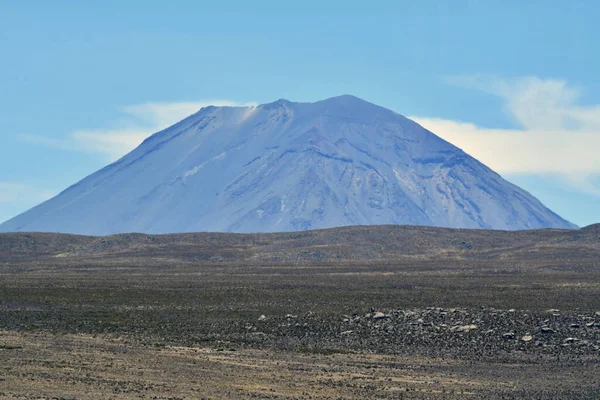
[1,224,599,399]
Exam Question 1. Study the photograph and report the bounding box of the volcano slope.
[0,224,599,399]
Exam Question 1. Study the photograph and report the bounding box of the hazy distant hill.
[2,224,598,265]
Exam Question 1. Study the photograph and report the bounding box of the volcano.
[0,95,576,234]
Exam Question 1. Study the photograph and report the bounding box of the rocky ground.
[0,225,599,398]
[238,307,600,359]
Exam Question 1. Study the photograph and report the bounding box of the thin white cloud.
[21,100,256,161]
[0,183,56,204]
[71,129,152,159]
[0,183,58,224]
[122,101,256,128]
[411,76,600,195]
[411,118,600,176]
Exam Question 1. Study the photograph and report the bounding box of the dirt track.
[2,331,599,399]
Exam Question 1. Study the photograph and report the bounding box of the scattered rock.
[460,241,473,250]
[373,312,388,320]
[455,324,478,333]
[502,332,515,339]
[521,335,533,342]
[258,315,267,322]
[541,326,554,334]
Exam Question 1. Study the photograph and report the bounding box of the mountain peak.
[0,95,575,235]
[321,94,366,103]
[259,95,380,109]
[260,98,293,111]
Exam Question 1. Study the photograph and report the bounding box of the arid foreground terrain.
[1,224,599,399]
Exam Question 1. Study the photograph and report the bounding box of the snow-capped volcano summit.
[0,95,575,235]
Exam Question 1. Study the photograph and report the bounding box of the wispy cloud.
[0,182,57,224]
[411,76,600,195]
[21,100,256,160]
[0,183,56,204]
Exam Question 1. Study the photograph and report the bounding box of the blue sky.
[1,0,598,227]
